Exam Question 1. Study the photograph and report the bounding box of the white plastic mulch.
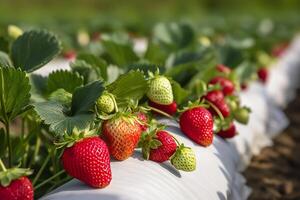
[39,36,300,200]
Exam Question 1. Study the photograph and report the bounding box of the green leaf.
[144,41,168,64]
[234,61,257,83]
[70,60,98,84]
[71,81,104,115]
[34,101,94,135]
[29,74,47,102]
[47,70,84,94]
[11,30,61,72]
[77,53,108,81]
[0,68,31,122]
[0,51,12,68]
[171,80,189,105]
[101,34,139,66]
[153,22,195,50]
[107,70,148,103]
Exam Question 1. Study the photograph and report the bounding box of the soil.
[244,89,300,200]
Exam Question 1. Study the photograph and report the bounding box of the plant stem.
[147,106,177,121]
[29,136,41,168]
[205,100,224,121]
[5,122,12,168]
[34,170,65,190]
[0,158,7,171]
[32,154,50,186]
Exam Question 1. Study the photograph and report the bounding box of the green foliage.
[71,81,104,115]
[34,81,104,135]
[101,33,139,66]
[170,80,189,105]
[11,30,61,72]
[0,51,12,67]
[47,70,84,94]
[107,70,148,105]
[234,61,257,83]
[153,22,195,51]
[0,67,31,122]
[77,53,108,81]
[29,74,48,102]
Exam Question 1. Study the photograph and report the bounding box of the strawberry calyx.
[214,117,232,133]
[196,80,221,98]
[138,123,165,160]
[54,128,98,149]
[0,159,32,187]
[178,100,209,113]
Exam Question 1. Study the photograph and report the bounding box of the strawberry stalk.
[205,100,224,121]
[147,105,176,121]
[0,158,7,172]
[34,170,65,190]
[5,123,12,168]
[32,154,50,186]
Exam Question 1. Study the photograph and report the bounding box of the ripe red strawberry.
[102,115,142,160]
[0,177,34,200]
[217,123,237,139]
[204,90,230,118]
[271,43,288,57]
[257,67,268,83]
[0,160,33,200]
[149,131,177,162]
[179,106,214,147]
[61,136,112,188]
[148,100,177,116]
[63,50,76,61]
[216,64,231,74]
[241,83,248,91]
[210,76,235,96]
[137,112,148,131]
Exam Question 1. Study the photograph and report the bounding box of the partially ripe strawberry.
[97,93,116,114]
[217,123,237,139]
[102,115,142,160]
[210,76,235,96]
[179,107,214,147]
[171,145,196,172]
[147,76,173,105]
[148,100,177,116]
[62,136,112,188]
[149,131,177,162]
[137,112,148,131]
[204,90,230,118]
[257,67,268,84]
[216,64,231,74]
[0,177,34,200]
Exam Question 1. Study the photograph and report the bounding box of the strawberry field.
[0,1,300,200]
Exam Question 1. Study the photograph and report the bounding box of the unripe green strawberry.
[234,107,250,124]
[97,93,115,114]
[171,145,196,172]
[147,76,173,105]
